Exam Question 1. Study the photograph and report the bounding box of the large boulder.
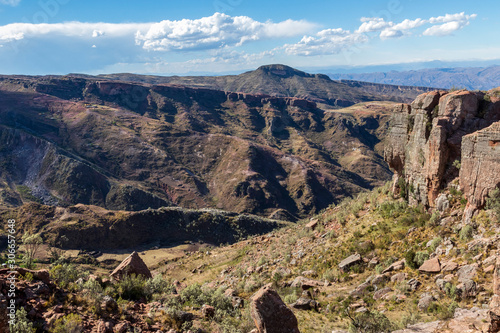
[339,254,362,271]
[110,252,152,280]
[418,257,441,273]
[250,285,300,333]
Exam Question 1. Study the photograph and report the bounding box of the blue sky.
[0,0,497,75]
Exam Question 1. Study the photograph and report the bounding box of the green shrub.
[428,237,442,253]
[486,187,500,223]
[51,314,82,333]
[283,290,299,304]
[9,308,35,333]
[144,274,173,299]
[50,263,87,288]
[414,251,429,267]
[459,225,474,241]
[404,250,418,270]
[116,274,147,301]
[348,310,393,333]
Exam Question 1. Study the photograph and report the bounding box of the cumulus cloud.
[134,13,317,51]
[424,12,477,36]
[356,17,391,33]
[359,12,477,39]
[285,28,368,56]
[0,0,21,6]
[0,13,316,53]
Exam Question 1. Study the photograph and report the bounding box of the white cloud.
[0,13,316,54]
[424,12,477,36]
[134,13,317,51]
[0,22,152,42]
[357,17,391,33]
[284,28,368,56]
[92,30,105,38]
[0,0,21,6]
[380,18,426,39]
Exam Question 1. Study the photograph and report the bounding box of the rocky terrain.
[329,65,500,91]
[1,88,500,332]
[85,64,435,108]
[0,71,396,219]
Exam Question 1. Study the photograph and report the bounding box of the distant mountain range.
[72,64,435,108]
[329,65,500,90]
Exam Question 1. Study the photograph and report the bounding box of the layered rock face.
[385,89,500,208]
[460,121,500,211]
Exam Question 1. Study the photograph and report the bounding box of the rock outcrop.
[110,252,152,280]
[250,285,300,333]
[460,121,500,218]
[385,89,500,208]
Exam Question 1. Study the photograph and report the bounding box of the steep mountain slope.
[329,65,500,90]
[0,75,394,218]
[86,64,435,107]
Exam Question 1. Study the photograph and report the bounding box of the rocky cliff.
[0,75,393,218]
[385,88,500,215]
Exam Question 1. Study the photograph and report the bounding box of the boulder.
[250,285,300,333]
[339,254,362,271]
[407,278,421,291]
[457,279,477,298]
[418,294,435,311]
[391,272,408,283]
[382,259,405,274]
[488,295,500,333]
[290,276,324,289]
[110,251,152,280]
[291,297,318,311]
[373,287,393,300]
[202,304,215,318]
[456,264,478,283]
[441,261,458,272]
[435,194,450,212]
[418,257,441,273]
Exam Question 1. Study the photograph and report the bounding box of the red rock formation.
[385,89,500,208]
[460,121,500,216]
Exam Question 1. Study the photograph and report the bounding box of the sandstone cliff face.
[385,89,500,208]
[460,121,500,211]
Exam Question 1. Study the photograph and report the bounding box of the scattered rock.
[250,285,300,333]
[419,257,441,273]
[339,254,362,271]
[436,194,450,212]
[456,264,478,282]
[110,251,152,280]
[391,272,408,283]
[202,304,215,318]
[373,287,393,300]
[457,279,477,298]
[441,261,458,272]
[291,297,318,311]
[407,278,421,291]
[305,219,318,230]
[418,294,435,311]
[382,259,405,274]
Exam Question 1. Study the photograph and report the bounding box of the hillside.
[329,65,500,91]
[85,64,435,108]
[0,74,395,219]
